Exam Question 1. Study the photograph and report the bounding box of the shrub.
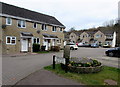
[41,45,46,51]
[69,57,101,67]
[51,46,60,52]
[65,57,102,73]
[33,44,40,52]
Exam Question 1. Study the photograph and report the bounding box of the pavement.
[15,69,82,85]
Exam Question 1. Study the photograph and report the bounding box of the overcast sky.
[1,0,119,31]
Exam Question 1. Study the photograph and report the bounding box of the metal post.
[65,58,68,73]
[53,55,55,69]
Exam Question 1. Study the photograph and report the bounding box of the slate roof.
[86,30,98,35]
[102,31,114,36]
[1,2,65,28]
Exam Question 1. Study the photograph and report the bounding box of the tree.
[103,19,116,27]
[69,27,76,32]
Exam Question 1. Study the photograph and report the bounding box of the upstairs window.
[6,36,16,45]
[33,23,37,28]
[52,26,57,32]
[83,35,85,38]
[41,24,47,30]
[96,34,101,38]
[60,28,63,32]
[18,20,26,28]
[6,18,12,25]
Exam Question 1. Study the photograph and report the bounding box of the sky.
[1,0,119,31]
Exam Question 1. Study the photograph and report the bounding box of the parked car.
[91,43,99,48]
[103,44,111,48]
[83,44,91,47]
[78,43,84,47]
[105,47,120,57]
[66,43,78,50]
[76,43,78,46]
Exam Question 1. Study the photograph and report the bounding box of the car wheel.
[108,52,114,57]
[70,47,74,50]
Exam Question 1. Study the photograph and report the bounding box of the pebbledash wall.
[0,2,65,54]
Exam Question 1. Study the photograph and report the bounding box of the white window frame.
[17,20,26,28]
[52,26,57,32]
[6,17,12,25]
[96,34,101,38]
[32,37,40,44]
[59,28,63,32]
[57,39,62,44]
[33,23,37,29]
[41,24,47,31]
[6,36,16,45]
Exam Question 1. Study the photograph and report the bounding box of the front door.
[52,39,55,46]
[21,38,28,52]
[44,39,48,50]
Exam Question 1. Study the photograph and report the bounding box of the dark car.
[105,47,120,57]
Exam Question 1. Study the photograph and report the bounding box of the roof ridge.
[1,2,65,27]
[1,2,54,18]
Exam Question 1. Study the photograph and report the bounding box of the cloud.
[1,0,119,31]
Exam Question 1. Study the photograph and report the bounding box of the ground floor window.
[33,37,40,44]
[57,39,62,43]
[6,36,16,45]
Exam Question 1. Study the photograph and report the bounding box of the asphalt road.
[2,47,119,85]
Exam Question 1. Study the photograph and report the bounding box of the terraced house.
[69,30,116,47]
[0,2,65,54]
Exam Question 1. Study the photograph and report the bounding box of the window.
[96,34,101,38]
[6,36,16,45]
[33,23,37,28]
[18,20,26,28]
[57,39,61,43]
[37,38,40,44]
[33,38,36,43]
[33,37,40,44]
[83,35,84,38]
[6,18,12,25]
[41,24,47,30]
[52,26,57,32]
[60,28,62,32]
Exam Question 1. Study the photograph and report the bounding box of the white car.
[78,43,84,47]
[66,43,78,50]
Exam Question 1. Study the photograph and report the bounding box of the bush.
[33,44,40,52]
[51,46,60,52]
[41,45,46,51]
[69,57,101,67]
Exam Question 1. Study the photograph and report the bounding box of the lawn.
[44,64,120,85]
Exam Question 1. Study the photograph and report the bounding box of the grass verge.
[44,64,120,85]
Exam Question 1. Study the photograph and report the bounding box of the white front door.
[52,39,55,46]
[21,39,28,52]
[44,39,48,50]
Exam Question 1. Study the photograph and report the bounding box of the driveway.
[2,47,119,85]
